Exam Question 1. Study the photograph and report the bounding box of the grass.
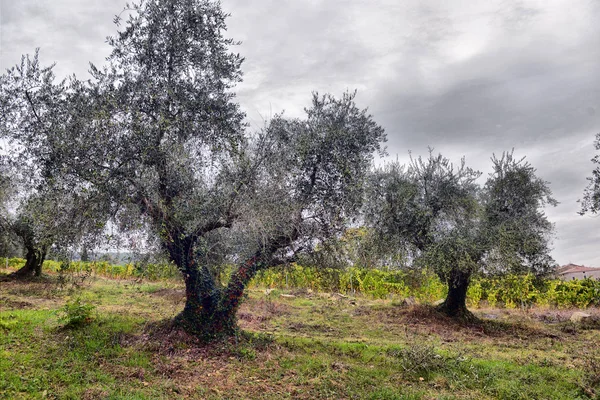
[1,269,599,399]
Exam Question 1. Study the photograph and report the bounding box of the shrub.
[388,342,474,383]
[58,298,96,328]
[496,274,539,309]
[8,257,25,269]
[467,281,483,308]
[391,343,446,376]
[252,267,600,309]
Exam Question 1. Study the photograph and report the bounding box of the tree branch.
[24,90,45,128]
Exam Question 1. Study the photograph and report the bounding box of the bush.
[8,257,25,269]
[58,298,96,328]
[391,343,446,376]
[387,342,474,383]
[467,281,483,308]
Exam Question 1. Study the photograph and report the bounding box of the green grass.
[0,271,599,399]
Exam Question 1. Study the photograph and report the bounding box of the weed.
[56,260,93,291]
[234,345,257,360]
[560,322,580,335]
[389,342,446,376]
[58,298,97,328]
[0,314,19,331]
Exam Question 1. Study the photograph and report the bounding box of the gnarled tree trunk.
[175,263,223,338]
[174,255,265,339]
[11,245,47,278]
[164,221,294,340]
[437,268,475,321]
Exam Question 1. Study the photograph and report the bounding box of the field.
[1,268,600,399]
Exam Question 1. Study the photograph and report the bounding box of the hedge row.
[251,264,600,309]
[3,257,599,308]
[0,257,180,281]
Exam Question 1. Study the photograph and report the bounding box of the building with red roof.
[556,264,600,280]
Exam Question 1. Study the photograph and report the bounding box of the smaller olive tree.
[6,189,108,278]
[0,52,112,278]
[366,150,556,319]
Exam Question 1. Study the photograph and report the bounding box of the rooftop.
[557,264,600,274]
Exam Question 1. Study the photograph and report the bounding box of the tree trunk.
[33,249,46,277]
[174,255,264,340]
[81,247,89,262]
[174,264,226,339]
[11,246,46,278]
[217,255,264,329]
[437,269,475,321]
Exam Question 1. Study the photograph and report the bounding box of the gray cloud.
[1,0,599,265]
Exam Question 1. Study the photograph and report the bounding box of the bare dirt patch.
[119,322,302,399]
[147,287,185,303]
[238,298,291,330]
[0,296,35,309]
[363,304,564,342]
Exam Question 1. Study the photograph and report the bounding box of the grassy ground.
[1,270,599,399]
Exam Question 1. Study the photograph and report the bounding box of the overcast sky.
[1,0,599,266]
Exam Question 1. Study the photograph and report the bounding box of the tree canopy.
[0,0,385,336]
[365,150,556,319]
[0,52,111,277]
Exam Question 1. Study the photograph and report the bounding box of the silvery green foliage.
[26,0,249,272]
[0,52,112,265]
[483,152,557,274]
[580,132,600,215]
[0,51,70,189]
[236,91,386,264]
[367,150,556,280]
[366,151,483,279]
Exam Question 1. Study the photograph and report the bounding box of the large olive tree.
[7,0,385,337]
[366,151,556,319]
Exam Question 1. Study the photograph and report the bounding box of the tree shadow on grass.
[124,319,275,360]
[399,305,563,340]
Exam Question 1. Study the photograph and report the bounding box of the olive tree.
[15,0,385,337]
[204,91,386,335]
[0,53,110,277]
[4,188,109,277]
[366,151,556,319]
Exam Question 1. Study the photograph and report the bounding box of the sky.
[1,0,599,266]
